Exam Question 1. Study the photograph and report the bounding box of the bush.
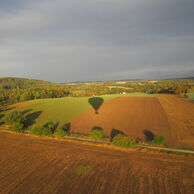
[12,122,24,133]
[44,121,56,132]
[112,134,136,148]
[91,129,105,139]
[54,126,68,138]
[30,125,43,136]
[30,125,52,137]
[3,111,25,124]
[152,135,166,145]
[41,127,52,137]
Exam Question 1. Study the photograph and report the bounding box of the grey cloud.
[0,0,194,82]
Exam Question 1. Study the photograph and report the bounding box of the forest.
[0,77,194,105]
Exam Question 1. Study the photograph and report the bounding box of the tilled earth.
[0,132,194,194]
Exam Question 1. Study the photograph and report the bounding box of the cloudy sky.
[0,0,194,82]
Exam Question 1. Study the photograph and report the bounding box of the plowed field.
[0,132,194,194]
[69,95,194,148]
[157,95,194,148]
[69,97,174,144]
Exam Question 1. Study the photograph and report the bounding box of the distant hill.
[179,77,194,80]
[165,76,194,81]
[0,77,59,89]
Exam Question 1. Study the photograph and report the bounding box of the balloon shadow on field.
[110,128,125,141]
[24,111,42,129]
[88,97,104,114]
[143,129,155,142]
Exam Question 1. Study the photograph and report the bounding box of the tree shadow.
[64,122,71,133]
[24,111,42,129]
[92,126,103,131]
[88,97,104,114]
[0,114,4,120]
[0,114,4,125]
[143,129,155,142]
[44,121,59,133]
[110,128,125,141]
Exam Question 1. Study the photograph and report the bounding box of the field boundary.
[1,129,194,155]
[137,145,194,154]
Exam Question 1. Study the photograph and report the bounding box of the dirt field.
[0,132,194,194]
[69,97,174,144]
[69,95,194,148]
[158,95,194,148]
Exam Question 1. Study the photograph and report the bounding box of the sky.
[0,0,194,82]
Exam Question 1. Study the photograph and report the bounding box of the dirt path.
[0,132,194,194]
[137,145,194,154]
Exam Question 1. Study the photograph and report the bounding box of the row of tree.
[0,88,70,105]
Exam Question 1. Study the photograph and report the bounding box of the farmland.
[157,95,194,148]
[3,93,154,127]
[0,81,194,194]
[0,132,194,194]
[1,93,194,148]
[187,92,194,100]
[70,97,173,143]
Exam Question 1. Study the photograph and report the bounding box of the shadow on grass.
[64,122,71,133]
[0,114,4,125]
[24,111,42,129]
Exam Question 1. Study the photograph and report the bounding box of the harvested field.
[0,132,194,194]
[69,97,174,144]
[158,95,194,148]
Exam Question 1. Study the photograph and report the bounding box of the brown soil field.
[69,95,194,148]
[69,97,174,144]
[157,95,194,148]
[0,132,194,194]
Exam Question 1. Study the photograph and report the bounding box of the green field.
[187,93,194,100]
[3,93,154,128]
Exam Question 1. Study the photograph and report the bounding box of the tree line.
[0,88,70,105]
[0,77,193,105]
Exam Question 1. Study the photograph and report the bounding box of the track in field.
[0,132,194,194]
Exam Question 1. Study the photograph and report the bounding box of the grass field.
[0,132,193,194]
[187,92,194,100]
[4,93,154,128]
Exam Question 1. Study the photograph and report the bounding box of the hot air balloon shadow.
[88,97,104,114]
